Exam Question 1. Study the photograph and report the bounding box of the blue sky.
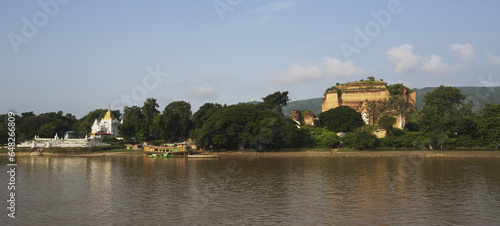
[2,0,500,118]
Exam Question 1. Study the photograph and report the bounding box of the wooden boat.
[30,148,44,156]
[146,153,173,158]
[143,142,190,156]
[188,154,219,158]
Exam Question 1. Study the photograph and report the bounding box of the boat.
[188,154,219,158]
[30,148,44,156]
[146,153,173,158]
[143,142,190,156]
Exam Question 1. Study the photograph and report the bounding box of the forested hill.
[414,87,500,111]
[283,87,500,117]
[282,98,323,117]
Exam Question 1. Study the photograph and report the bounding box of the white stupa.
[90,107,122,139]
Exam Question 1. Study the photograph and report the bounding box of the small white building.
[90,107,122,139]
[18,133,90,148]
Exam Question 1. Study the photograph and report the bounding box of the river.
[2,154,500,224]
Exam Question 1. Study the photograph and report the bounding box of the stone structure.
[17,132,110,148]
[292,110,318,127]
[19,133,86,148]
[322,80,416,129]
[90,107,122,139]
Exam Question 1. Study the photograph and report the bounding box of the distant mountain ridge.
[283,98,323,117]
[414,87,500,111]
[283,87,500,117]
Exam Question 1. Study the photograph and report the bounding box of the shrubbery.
[298,126,341,149]
[343,130,379,150]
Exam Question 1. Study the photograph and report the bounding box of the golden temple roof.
[103,106,115,120]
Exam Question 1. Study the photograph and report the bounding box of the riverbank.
[2,148,500,158]
[0,148,143,156]
[214,150,500,158]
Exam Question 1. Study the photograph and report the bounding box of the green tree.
[378,115,396,131]
[262,91,290,110]
[196,103,262,149]
[118,106,146,142]
[379,84,416,127]
[152,101,193,142]
[417,86,476,148]
[196,91,299,150]
[319,106,364,132]
[378,96,414,117]
[17,114,40,141]
[344,130,379,150]
[18,112,77,139]
[37,122,57,138]
[192,103,223,129]
[422,86,466,107]
[142,98,160,137]
[418,86,469,134]
[298,126,341,149]
[477,103,500,146]
[0,114,15,144]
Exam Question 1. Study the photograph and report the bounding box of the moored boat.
[147,153,173,158]
[143,142,190,156]
[188,154,219,158]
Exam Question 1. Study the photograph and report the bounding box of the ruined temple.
[292,110,318,127]
[322,80,416,128]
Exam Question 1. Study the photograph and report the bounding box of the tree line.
[2,86,499,150]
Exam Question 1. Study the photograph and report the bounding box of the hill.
[283,98,323,117]
[414,87,500,111]
[283,87,500,116]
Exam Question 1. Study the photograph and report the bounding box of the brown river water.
[2,154,500,225]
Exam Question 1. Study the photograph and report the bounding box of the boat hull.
[143,145,190,156]
[144,151,188,156]
[188,154,219,158]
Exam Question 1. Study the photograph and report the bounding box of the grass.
[337,148,359,152]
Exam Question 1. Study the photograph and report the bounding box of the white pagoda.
[90,107,122,139]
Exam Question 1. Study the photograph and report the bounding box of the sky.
[2,0,500,118]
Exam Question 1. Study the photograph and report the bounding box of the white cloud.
[386,44,420,75]
[450,43,476,62]
[189,86,217,100]
[228,1,296,28]
[385,43,478,75]
[479,74,500,87]
[480,80,500,87]
[422,54,453,74]
[272,62,323,84]
[322,57,366,77]
[486,51,500,65]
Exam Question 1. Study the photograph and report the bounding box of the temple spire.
[103,106,115,120]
